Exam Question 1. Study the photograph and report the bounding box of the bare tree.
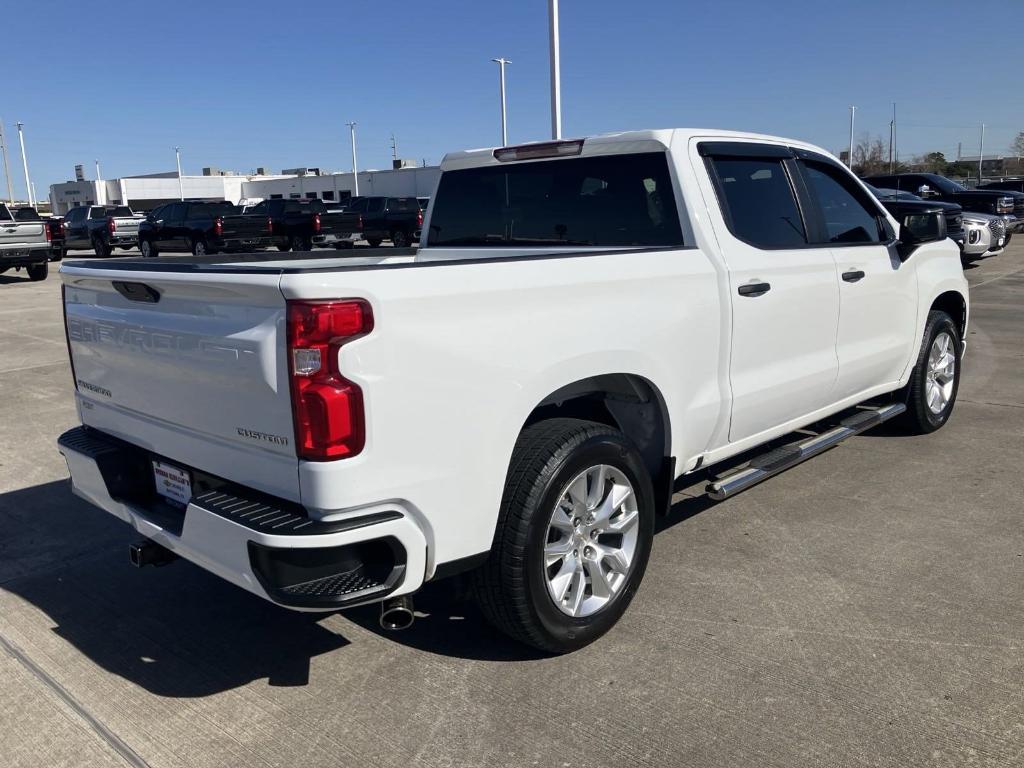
[1012,131,1024,158]
[851,136,889,177]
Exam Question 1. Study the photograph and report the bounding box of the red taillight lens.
[313,212,321,233]
[107,217,116,234]
[214,216,223,237]
[267,217,273,233]
[417,209,423,228]
[45,223,52,242]
[286,300,373,461]
[357,214,363,230]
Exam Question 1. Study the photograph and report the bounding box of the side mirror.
[897,210,946,261]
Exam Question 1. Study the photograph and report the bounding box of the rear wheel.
[366,237,383,248]
[92,236,112,258]
[472,418,655,653]
[899,310,961,434]
[27,262,48,281]
[390,229,409,248]
[334,241,355,249]
[140,239,158,258]
[289,234,311,252]
[276,243,291,252]
[189,238,208,257]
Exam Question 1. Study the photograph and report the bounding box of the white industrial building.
[48,165,441,215]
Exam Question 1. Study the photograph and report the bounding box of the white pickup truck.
[58,129,968,652]
[0,202,52,280]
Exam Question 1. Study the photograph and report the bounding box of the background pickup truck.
[866,172,1023,242]
[867,186,966,252]
[344,195,423,247]
[138,201,280,257]
[243,198,353,252]
[0,202,51,280]
[62,205,143,256]
[312,202,364,249]
[13,207,66,261]
[58,129,968,653]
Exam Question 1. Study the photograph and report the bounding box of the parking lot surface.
[1,245,1023,767]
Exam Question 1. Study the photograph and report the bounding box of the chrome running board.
[706,403,906,501]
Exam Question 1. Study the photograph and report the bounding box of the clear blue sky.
[7,0,1021,197]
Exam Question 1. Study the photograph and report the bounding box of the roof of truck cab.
[439,129,836,171]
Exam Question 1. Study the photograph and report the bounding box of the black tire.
[140,239,158,258]
[899,310,961,434]
[290,234,311,252]
[276,243,292,252]
[472,418,655,653]
[366,237,383,248]
[334,241,355,250]
[92,236,112,258]
[189,238,208,257]
[27,262,48,281]
[391,229,409,248]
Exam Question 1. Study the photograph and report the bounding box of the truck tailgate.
[62,268,301,500]
[221,214,272,238]
[0,220,46,247]
[111,216,142,236]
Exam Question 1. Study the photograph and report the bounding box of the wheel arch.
[521,373,675,514]
[930,290,967,340]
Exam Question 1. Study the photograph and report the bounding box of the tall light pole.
[95,159,101,180]
[16,122,33,206]
[0,120,13,204]
[548,0,562,139]
[978,123,986,185]
[346,122,359,196]
[174,146,184,200]
[847,105,856,169]
[492,57,511,146]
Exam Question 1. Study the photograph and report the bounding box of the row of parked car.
[862,172,1024,261]
[53,195,427,259]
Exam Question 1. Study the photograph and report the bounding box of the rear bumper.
[108,235,138,246]
[58,426,427,611]
[214,235,282,250]
[0,246,50,267]
[312,232,362,247]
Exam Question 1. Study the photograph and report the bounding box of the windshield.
[428,152,684,247]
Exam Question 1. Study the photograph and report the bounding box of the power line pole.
[492,57,511,146]
[548,0,562,139]
[16,122,33,206]
[847,105,855,169]
[0,120,13,204]
[888,103,896,174]
[346,122,359,196]
[978,123,986,185]
[174,146,184,200]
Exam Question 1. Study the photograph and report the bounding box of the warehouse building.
[48,164,440,215]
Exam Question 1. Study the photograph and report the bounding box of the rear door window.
[428,152,683,247]
[707,156,807,248]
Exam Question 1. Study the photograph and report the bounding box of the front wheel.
[27,262,48,281]
[140,239,158,258]
[473,418,655,653]
[899,310,961,434]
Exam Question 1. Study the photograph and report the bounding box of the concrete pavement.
[1,246,1022,767]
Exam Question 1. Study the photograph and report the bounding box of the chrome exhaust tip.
[379,595,415,631]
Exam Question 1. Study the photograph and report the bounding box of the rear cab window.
[428,152,683,247]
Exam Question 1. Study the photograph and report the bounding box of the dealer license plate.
[153,461,192,506]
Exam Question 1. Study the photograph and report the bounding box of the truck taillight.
[357,215,363,230]
[267,217,273,233]
[214,216,223,237]
[286,299,373,461]
[417,209,423,228]
[45,223,52,242]
[313,212,321,233]
[107,217,116,234]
